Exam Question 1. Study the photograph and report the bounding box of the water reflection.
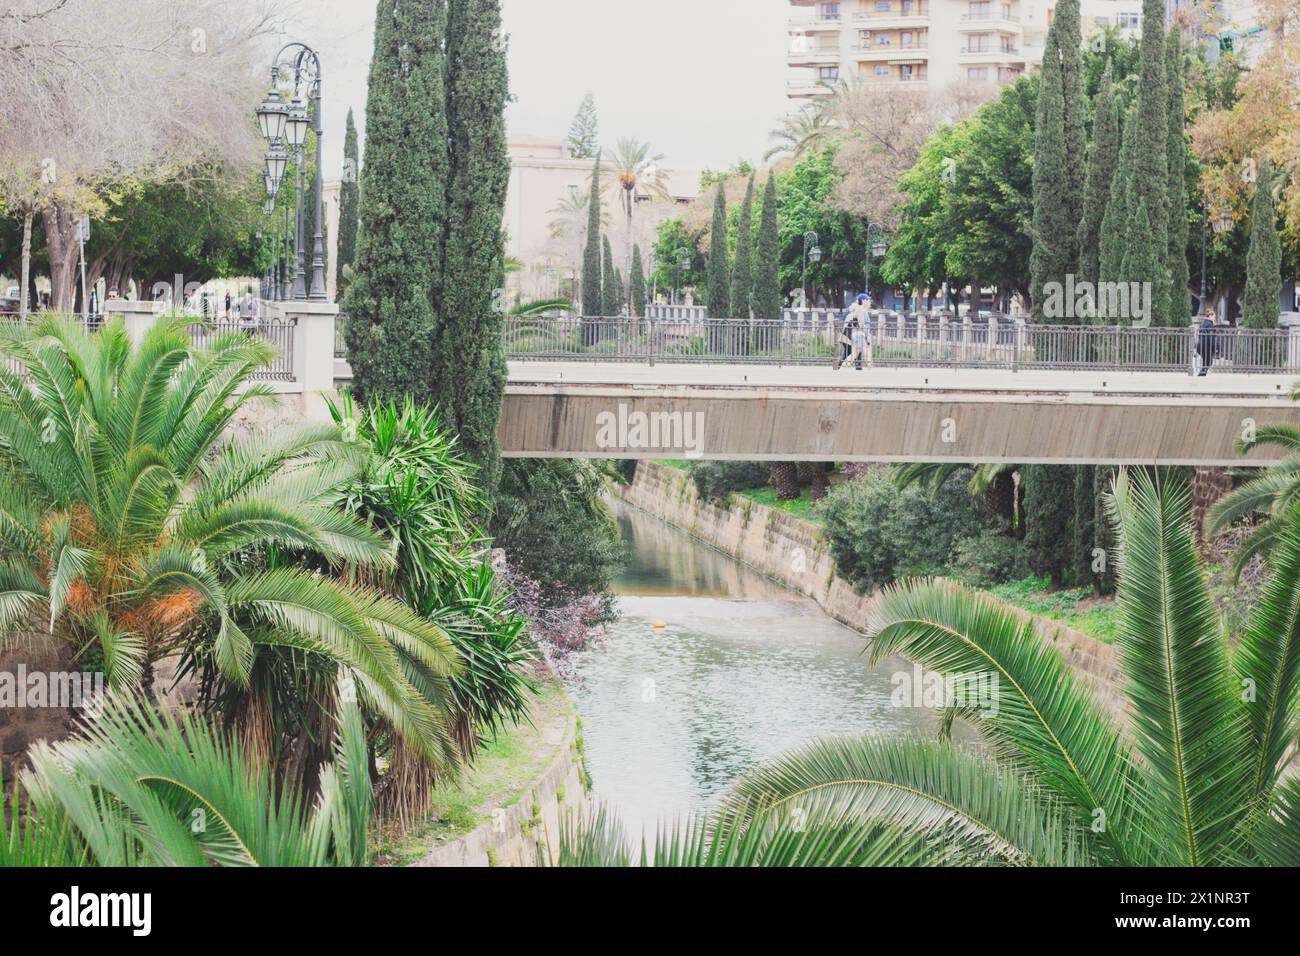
[565,503,950,840]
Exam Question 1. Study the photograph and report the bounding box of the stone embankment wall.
[617,461,1127,722]
[411,708,586,868]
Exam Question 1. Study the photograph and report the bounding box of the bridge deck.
[500,363,1300,466]
[507,362,1296,400]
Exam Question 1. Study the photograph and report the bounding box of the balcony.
[786,78,837,98]
[788,15,843,32]
[788,43,844,67]
[850,3,929,28]
[958,45,1024,64]
[957,11,1022,31]
[859,77,929,91]
[853,41,929,60]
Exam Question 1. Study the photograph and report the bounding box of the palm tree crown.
[0,315,462,767]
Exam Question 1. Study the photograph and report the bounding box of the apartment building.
[787,0,1049,97]
[786,0,1147,99]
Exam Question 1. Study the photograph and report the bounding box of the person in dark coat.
[1196,308,1219,376]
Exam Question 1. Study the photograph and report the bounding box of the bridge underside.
[499,366,1300,466]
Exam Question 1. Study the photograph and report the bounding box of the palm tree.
[1205,390,1300,577]
[326,394,536,823]
[893,462,1019,528]
[764,104,837,162]
[602,138,672,309]
[558,470,1300,866]
[0,315,462,771]
[1,680,373,866]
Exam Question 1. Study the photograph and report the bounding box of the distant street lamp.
[1200,211,1235,318]
[802,230,821,309]
[676,249,692,304]
[864,223,887,305]
[256,43,327,302]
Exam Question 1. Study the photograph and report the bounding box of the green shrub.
[949,530,1029,588]
[817,467,983,592]
[686,460,771,502]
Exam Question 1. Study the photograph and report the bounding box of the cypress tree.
[431,0,511,494]
[1077,62,1118,314]
[602,234,621,317]
[1121,196,1161,315]
[1128,0,1169,324]
[1023,465,1075,588]
[708,184,730,318]
[582,158,603,317]
[1099,104,1138,289]
[630,243,647,318]
[1030,31,1073,322]
[336,107,360,300]
[1073,465,1097,586]
[1243,156,1282,329]
[752,173,781,322]
[1056,0,1086,232]
[730,173,756,319]
[1165,30,1191,325]
[342,0,449,403]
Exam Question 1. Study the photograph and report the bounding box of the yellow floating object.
[653,621,667,629]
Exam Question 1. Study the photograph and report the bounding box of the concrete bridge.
[499,363,1300,466]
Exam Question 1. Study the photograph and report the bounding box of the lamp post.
[864,223,886,306]
[256,43,326,301]
[802,230,821,310]
[1201,212,1234,319]
[676,248,691,305]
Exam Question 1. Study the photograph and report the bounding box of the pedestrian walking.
[1196,308,1219,376]
[239,291,257,327]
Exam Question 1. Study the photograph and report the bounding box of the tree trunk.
[1190,466,1234,543]
[18,206,33,322]
[770,462,800,500]
[42,201,82,312]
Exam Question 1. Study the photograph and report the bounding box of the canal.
[565,500,949,840]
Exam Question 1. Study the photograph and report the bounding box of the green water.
[565,502,947,839]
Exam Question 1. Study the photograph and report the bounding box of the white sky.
[280,0,791,178]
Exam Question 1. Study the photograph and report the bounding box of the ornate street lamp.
[802,230,820,309]
[255,84,289,143]
[256,43,327,302]
[264,144,288,186]
[864,223,887,307]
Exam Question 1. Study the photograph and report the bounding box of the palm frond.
[1109,468,1252,866]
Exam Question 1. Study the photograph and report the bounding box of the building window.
[969,2,990,18]
[821,2,840,19]
[875,0,891,11]
[860,29,872,45]
[874,64,891,77]
[901,0,914,13]
[969,33,990,51]
[901,30,914,47]
[900,64,914,80]
[968,66,990,81]
[1119,12,1140,29]
[877,33,891,45]
[819,65,840,81]
[1093,15,1109,26]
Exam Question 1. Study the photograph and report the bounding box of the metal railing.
[500,314,1300,375]
[185,318,297,381]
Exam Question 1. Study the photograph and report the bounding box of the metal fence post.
[649,316,657,367]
